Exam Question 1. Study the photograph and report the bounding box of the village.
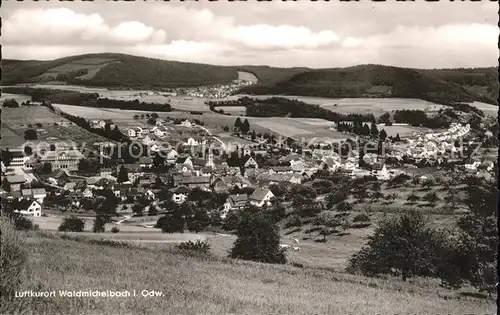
[1,109,496,220]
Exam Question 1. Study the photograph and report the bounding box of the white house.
[171,186,190,204]
[185,137,199,146]
[249,187,274,207]
[465,160,481,171]
[180,120,193,128]
[15,200,42,217]
[244,156,259,169]
[144,189,156,201]
[371,164,390,180]
[166,149,179,164]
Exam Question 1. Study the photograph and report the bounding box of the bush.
[0,218,28,313]
[176,240,211,255]
[111,226,120,233]
[352,213,371,223]
[284,214,301,228]
[13,215,35,231]
[58,216,85,232]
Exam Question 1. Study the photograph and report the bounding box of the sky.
[2,1,499,69]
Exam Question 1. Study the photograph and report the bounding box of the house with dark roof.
[249,187,274,208]
[222,194,249,218]
[14,200,42,217]
[138,157,153,168]
[243,156,259,169]
[181,175,211,189]
[6,175,26,192]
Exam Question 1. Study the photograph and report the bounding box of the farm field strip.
[468,101,498,117]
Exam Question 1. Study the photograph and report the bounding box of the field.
[231,95,448,118]
[214,106,246,115]
[376,123,438,137]
[1,92,31,104]
[0,106,108,149]
[237,71,259,83]
[6,228,494,314]
[35,57,122,81]
[469,101,498,117]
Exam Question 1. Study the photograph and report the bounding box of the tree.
[370,123,379,138]
[40,163,52,174]
[158,208,185,233]
[24,129,38,140]
[186,207,210,233]
[58,216,85,232]
[378,112,390,124]
[117,166,129,183]
[3,99,19,108]
[132,203,143,217]
[336,201,353,213]
[148,205,158,216]
[394,133,401,142]
[251,130,256,141]
[241,119,250,134]
[234,117,242,130]
[438,177,498,295]
[406,191,419,205]
[92,215,108,233]
[379,129,388,141]
[423,191,440,206]
[1,149,13,167]
[2,178,11,192]
[230,210,286,264]
[347,211,445,281]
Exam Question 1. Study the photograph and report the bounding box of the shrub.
[353,213,371,223]
[176,240,211,255]
[111,226,120,233]
[0,218,28,313]
[58,216,85,232]
[284,214,301,228]
[13,215,35,231]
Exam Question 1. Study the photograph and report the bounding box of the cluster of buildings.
[180,80,254,99]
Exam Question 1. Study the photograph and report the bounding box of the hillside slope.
[2,54,497,104]
[7,231,494,314]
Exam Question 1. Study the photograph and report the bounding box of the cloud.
[3,8,167,46]
[224,25,340,50]
[2,4,498,68]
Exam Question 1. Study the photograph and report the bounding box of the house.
[39,150,84,171]
[180,120,193,128]
[211,177,228,193]
[127,127,142,138]
[464,159,481,171]
[221,194,249,218]
[63,182,77,191]
[249,187,274,208]
[200,166,213,177]
[165,149,179,164]
[14,200,42,217]
[137,176,153,187]
[31,188,47,204]
[89,119,106,130]
[289,174,303,184]
[82,187,93,199]
[139,157,153,168]
[181,176,211,189]
[185,137,200,146]
[269,166,293,174]
[7,150,30,167]
[144,189,156,200]
[100,168,113,177]
[170,186,190,204]
[5,175,26,192]
[142,134,158,146]
[243,156,259,169]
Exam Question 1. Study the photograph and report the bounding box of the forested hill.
[239,65,498,105]
[2,53,497,105]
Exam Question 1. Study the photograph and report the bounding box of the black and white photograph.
[0,1,498,314]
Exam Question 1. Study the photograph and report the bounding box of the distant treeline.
[393,110,451,128]
[209,97,376,123]
[2,87,172,112]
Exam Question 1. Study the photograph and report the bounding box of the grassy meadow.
[3,227,494,315]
